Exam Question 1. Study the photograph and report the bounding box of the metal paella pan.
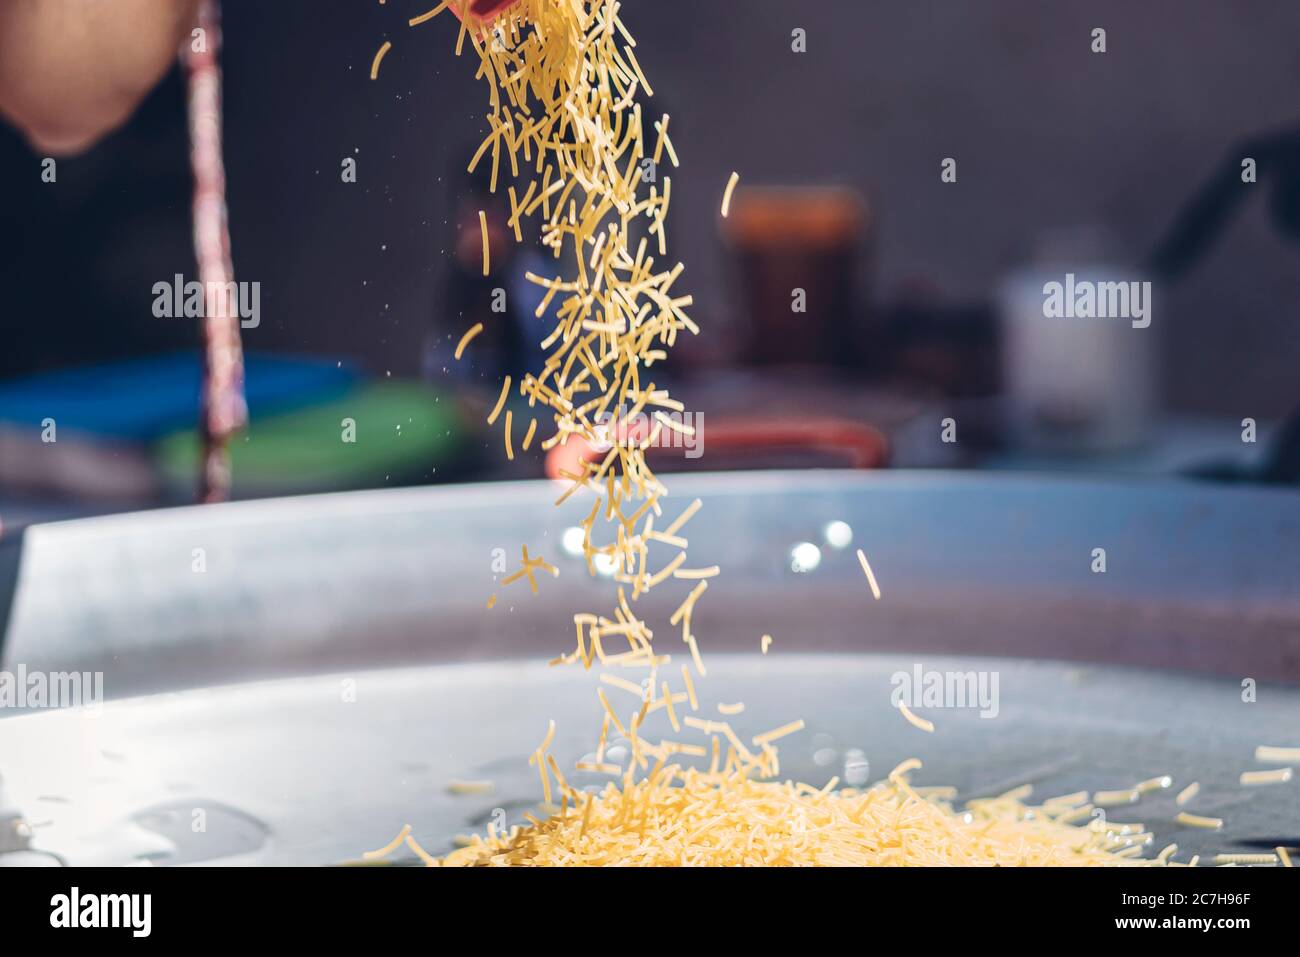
[1,470,1298,864]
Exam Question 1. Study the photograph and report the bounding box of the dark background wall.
[3,0,1299,415]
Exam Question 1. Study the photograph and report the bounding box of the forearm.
[0,0,201,154]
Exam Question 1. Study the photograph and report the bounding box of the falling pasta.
[856,548,882,599]
[1214,853,1279,866]
[370,40,392,80]
[454,322,483,359]
[377,0,1189,869]
[408,2,448,27]
[1239,768,1293,786]
[486,375,509,425]
[898,701,935,733]
[721,171,740,217]
[362,823,410,859]
[1174,812,1224,830]
[1255,745,1300,763]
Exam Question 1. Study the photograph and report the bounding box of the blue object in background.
[0,353,358,442]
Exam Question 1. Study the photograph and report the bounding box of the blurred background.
[3,0,1300,523]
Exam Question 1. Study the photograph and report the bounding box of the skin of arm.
[0,0,201,155]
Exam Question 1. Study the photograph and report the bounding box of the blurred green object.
[155,381,469,496]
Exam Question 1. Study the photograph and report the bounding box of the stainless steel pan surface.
[2,471,1297,864]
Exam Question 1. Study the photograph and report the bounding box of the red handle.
[545,417,888,480]
[451,0,522,22]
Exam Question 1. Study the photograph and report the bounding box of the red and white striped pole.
[185,0,247,503]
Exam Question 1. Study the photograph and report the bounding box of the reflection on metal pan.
[4,471,1299,701]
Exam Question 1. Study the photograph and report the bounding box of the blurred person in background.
[0,0,521,379]
[0,0,536,506]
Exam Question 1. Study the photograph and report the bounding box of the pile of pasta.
[439,764,1163,867]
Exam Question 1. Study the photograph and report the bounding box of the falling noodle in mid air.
[370,40,393,80]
